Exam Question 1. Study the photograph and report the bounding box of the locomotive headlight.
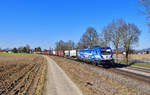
[106,49,111,52]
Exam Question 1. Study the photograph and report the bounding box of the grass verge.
[35,56,47,95]
[115,60,150,69]
[132,63,150,69]
[113,54,150,60]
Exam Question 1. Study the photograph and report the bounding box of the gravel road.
[45,56,83,95]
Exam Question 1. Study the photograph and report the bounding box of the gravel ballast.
[80,64,150,95]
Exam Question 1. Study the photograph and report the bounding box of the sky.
[0,0,150,50]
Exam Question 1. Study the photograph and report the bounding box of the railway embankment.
[49,56,150,95]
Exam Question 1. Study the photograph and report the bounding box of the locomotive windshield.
[101,49,111,55]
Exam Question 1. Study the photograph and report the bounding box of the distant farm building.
[0,50,4,52]
[135,50,149,54]
[141,51,150,54]
[112,50,122,54]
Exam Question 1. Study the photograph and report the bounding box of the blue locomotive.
[78,47,114,65]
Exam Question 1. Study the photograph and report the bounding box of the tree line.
[9,45,42,53]
[141,0,150,31]
[55,19,141,63]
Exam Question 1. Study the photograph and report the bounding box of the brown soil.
[0,55,45,95]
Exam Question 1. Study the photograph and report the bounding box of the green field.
[0,52,38,56]
[132,63,150,69]
[116,60,150,69]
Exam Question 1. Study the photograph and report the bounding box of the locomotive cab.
[78,47,114,66]
[93,47,114,64]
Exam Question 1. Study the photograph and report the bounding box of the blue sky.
[0,0,149,50]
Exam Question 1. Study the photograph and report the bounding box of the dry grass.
[35,56,47,95]
[114,54,150,68]
[113,54,150,60]
[49,56,138,95]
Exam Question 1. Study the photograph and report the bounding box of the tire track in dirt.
[0,56,45,95]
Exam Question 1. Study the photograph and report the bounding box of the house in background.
[135,50,150,54]
[0,50,4,52]
[112,50,123,54]
[142,50,150,54]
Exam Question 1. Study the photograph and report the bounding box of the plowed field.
[0,55,46,95]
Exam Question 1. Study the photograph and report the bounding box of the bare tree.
[101,26,111,47]
[55,40,67,50]
[102,19,125,62]
[120,23,141,64]
[78,27,100,48]
[55,40,76,50]
[66,40,75,50]
[77,41,87,49]
[49,46,53,51]
[25,44,30,53]
[102,19,141,64]
[140,0,150,31]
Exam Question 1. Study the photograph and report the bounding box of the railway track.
[97,65,150,84]
[110,67,150,84]
[100,66,150,84]
[125,66,150,73]
[63,56,150,84]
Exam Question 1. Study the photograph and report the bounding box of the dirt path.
[45,56,83,95]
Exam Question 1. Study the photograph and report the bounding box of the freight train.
[43,47,114,65]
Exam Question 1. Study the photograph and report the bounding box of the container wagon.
[58,50,64,56]
[64,50,70,57]
[49,47,114,66]
[52,50,56,55]
[70,50,77,58]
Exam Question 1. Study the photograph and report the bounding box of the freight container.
[43,50,49,55]
[65,50,70,57]
[49,50,53,55]
[70,50,77,58]
[58,50,64,56]
[55,50,59,56]
[52,50,56,55]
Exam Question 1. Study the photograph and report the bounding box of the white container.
[65,50,70,56]
[53,50,56,55]
[70,50,77,57]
